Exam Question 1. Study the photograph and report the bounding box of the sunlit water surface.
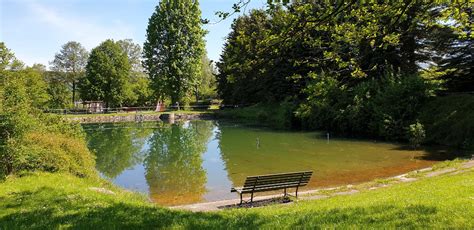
[83,120,448,206]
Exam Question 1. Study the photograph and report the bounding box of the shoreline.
[65,111,214,124]
[170,159,474,212]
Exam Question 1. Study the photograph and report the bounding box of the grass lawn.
[0,166,473,229]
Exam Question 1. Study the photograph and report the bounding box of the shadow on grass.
[0,186,266,229]
[0,188,444,229]
[0,186,443,229]
[218,196,292,210]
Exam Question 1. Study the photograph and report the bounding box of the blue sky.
[0,0,266,67]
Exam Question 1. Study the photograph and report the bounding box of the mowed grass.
[0,169,473,229]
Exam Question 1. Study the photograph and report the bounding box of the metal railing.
[43,104,246,115]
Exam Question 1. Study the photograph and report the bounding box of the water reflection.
[83,120,449,206]
[85,121,216,205]
[84,123,152,178]
[144,121,213,205]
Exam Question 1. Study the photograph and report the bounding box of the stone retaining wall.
[67,113,213,124]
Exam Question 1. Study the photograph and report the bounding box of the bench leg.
[284,188,287,197]
[296,186,299,198]
[240,193,243,205]
[250,192,254,203]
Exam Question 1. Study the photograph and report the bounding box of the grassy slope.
[1,169,473,229]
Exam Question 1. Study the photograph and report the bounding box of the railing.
[44,104,246,115]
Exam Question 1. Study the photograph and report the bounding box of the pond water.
[83,120,447,206]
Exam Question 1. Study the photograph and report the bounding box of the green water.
[83,120,446,206]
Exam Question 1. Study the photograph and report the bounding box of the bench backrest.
[241,171,313,193]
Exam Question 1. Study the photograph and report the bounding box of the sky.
[0,0,267,68]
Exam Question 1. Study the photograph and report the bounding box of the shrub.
[298,73,431,140]
[1,73,96,179]
[408,122,426,149]
[419,94,474,149]
[15,131,95,177]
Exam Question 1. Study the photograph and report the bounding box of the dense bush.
[420,94,474,149]
[0,70,96,179]
[217,100,299,129]
[298,74,431,140]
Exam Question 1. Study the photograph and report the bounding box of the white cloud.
[27,1,135,50]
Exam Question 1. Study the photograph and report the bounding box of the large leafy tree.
[79,39,131,108]
[433,4,473,92]
[118,39,152,106]
[195,52,217,100]
[143,0,206,104]
[50,41,89,104]
[217,1,470,140]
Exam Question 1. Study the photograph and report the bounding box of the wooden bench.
[231,171,313,205]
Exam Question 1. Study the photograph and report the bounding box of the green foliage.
[44,71,73,109]
[217,10,279,105]
[216,2,469,143]
[217,100,298,129]
[127,72,153,106]
[116,39,153,106]
[0,45,96,179]
[195,53,217,100]
[79,39,131,108]
[428,4,472,92]
[0,86,95,179]
[420,94,474,149]
[0,42,24,71]
[50,41,89,104]
[408,122,426,150]
[298,74,430,140]
[143,0,206,104]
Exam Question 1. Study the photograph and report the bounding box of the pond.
[83,120,448,206]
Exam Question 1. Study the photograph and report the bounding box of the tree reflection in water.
[85,123,153,179]
[144,121,214,205]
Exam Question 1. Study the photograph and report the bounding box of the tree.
[44,71,72,109]
[79,39,131,108]
[143,0,206,104]
[0,42,24,72]
[433,5,473,92]
[117,39,144,72]
[118,39,152,106]
[50,41,89,105]
[195,52,217,100]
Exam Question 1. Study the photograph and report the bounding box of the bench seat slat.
[245,171,312,178]
[233,172,312,191]
[243,175,311,186]
[251,176,312,184]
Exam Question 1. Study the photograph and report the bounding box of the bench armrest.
[231,187,242,193]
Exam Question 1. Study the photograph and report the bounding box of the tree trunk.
[72,80,76,107]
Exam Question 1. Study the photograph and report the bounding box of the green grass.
[1,167,473,229]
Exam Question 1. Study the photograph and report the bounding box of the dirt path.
[171,160,474,212]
